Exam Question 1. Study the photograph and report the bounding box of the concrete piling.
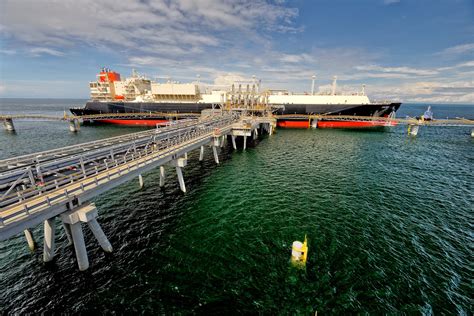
[231,135,237,150]
[43,218,56,262]
[408,124,420,136]
[175,167,186,193]
[199,146,204,161]
[70,222,89,271]
[159,166,165,187]
[60,203,111,271]
[69,119,80,133]
[87,219,113,253]
[3,118,15,132]
[212,146,220,164]
[243,136,247,150]
[24,229,36,251]
[138,174,144,188]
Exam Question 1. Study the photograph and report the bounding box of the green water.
[0,101,473,314]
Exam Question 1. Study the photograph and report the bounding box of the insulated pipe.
[43,218,56,262]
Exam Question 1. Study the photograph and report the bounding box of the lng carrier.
[70,68,401,128]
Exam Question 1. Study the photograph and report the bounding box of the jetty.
[0,113,275,270]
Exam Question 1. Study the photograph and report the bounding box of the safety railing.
[0,115,238,225]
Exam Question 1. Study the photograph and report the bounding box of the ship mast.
[331,76,338,95]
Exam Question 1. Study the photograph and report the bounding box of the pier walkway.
[0,114,276,270]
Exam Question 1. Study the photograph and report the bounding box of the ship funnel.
[331,76,338,95]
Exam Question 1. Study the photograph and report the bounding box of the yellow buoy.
[291,235,308,268]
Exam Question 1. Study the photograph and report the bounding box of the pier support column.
[220,135,225,148]
[471,129,474,137]
[199,146,205,161]
[60,203,111,271]
[253,128,258,140]
[69,119,80,133]
[408,124,420,136]
[269,124,273,136]
[138,174,144,188]
[3,118,15,132]
[175,167,186,193]
[24,229,36,251]
[212,146,220,164]
[170,158,187,193]
[43,218,56,262]
[243,136,247,150]
[70,222,89,271]
[159,166,165,187]
[231,135,237,150]
[87,219,113,253]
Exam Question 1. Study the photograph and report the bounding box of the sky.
[0,0,473,103]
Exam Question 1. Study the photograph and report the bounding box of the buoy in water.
[291,235,308,268]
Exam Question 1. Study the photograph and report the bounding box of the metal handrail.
[0,115,238,224]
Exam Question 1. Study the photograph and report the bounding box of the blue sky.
[0,0,473,103]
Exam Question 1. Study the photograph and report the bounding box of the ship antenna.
[331,76,338,95]
[311,75,316,95]
[362,84,366,96]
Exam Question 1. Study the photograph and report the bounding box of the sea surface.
[0,99,473,314]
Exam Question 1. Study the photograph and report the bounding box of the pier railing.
[0,114,238,234]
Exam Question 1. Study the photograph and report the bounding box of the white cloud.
[279,53,314,63]
[438,43,474,56]
[0,0,300,58]
[29,47,64,57]
[213,74,250,86]
[0,49,16,55]
[355,64,438,76]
